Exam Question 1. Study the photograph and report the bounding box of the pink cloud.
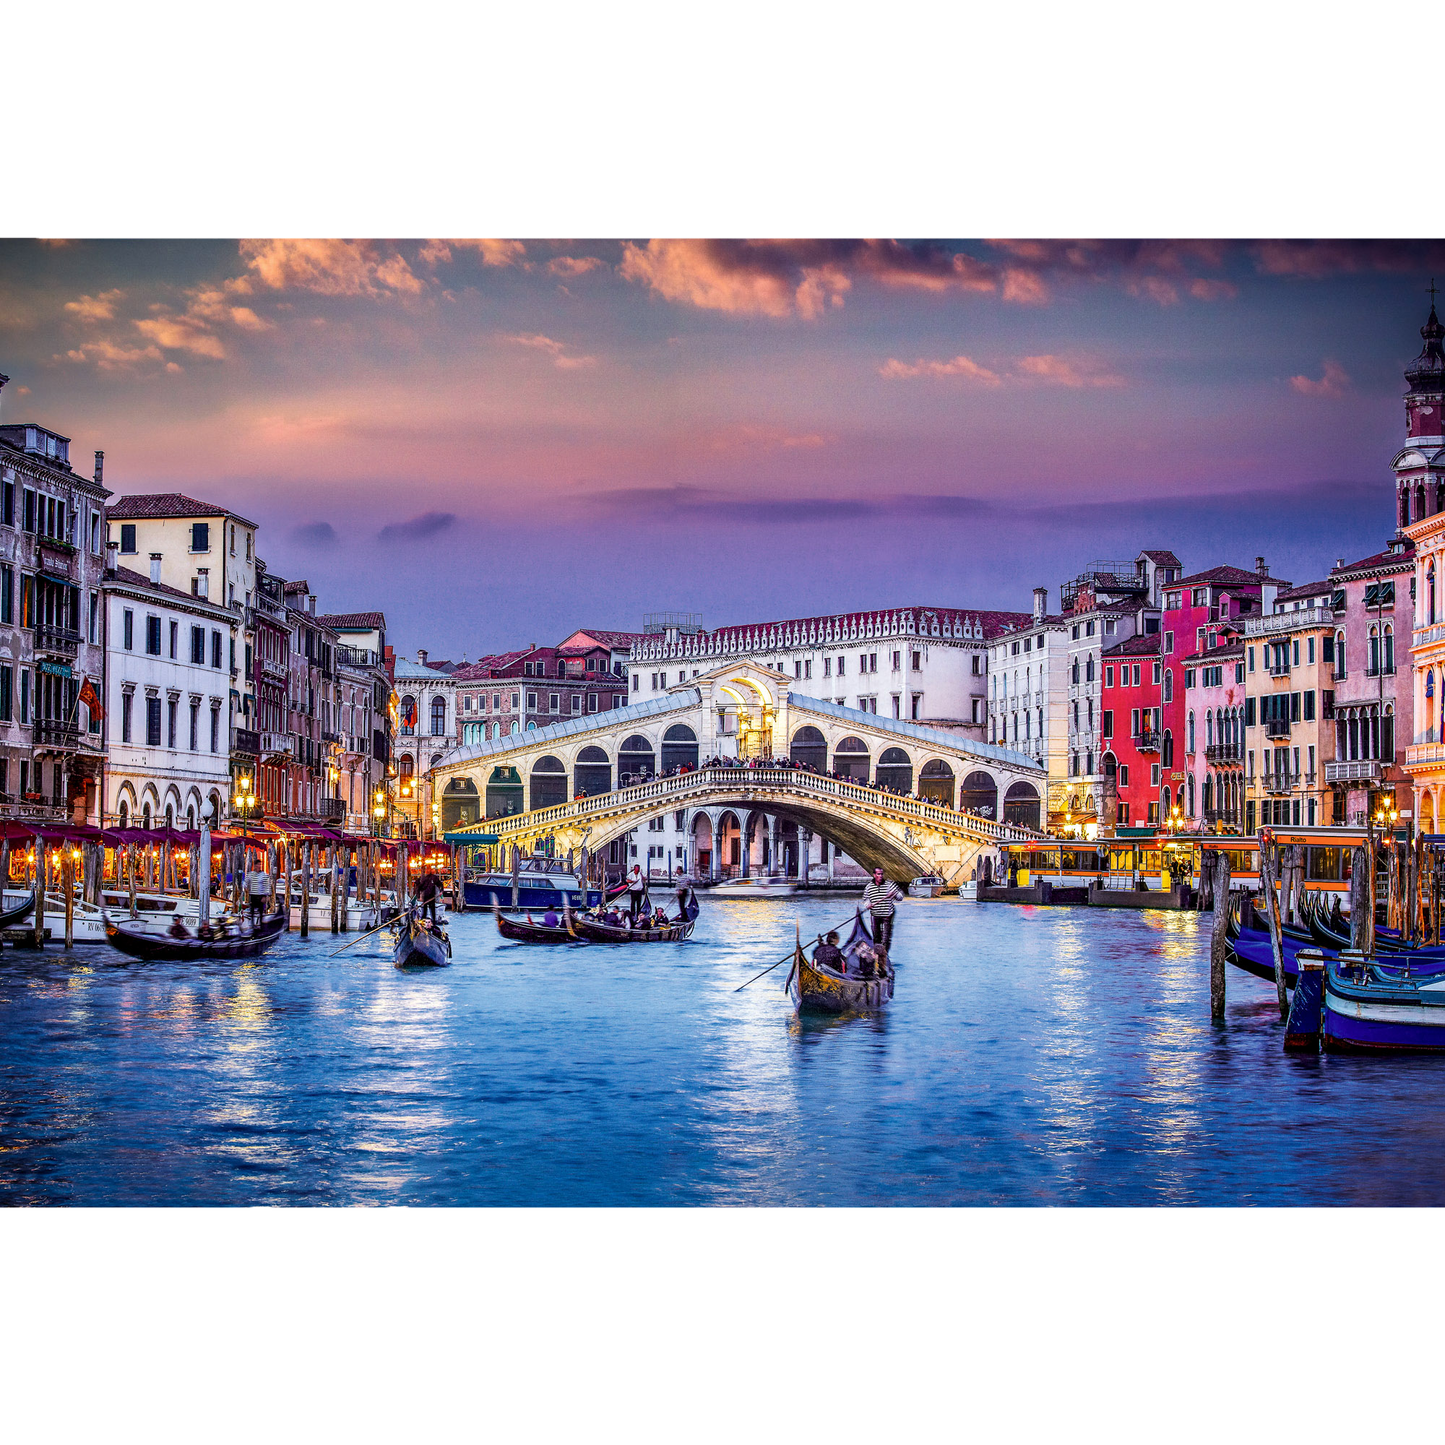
[1290,359,1350,396]
[238,239,422,296]
[133,314,227,359]
[879,355,1000,383]
[1002,268,1049,305]
[1016,354,1125,388]
[64,339,165,370]
[548,256,604,277]
[1250,240,1445,279]
[1189,278,1238,301]
[424,239,527,268]
[64,289,125,323]
[504,333,595,368]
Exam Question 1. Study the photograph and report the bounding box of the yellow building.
[1243,579,1335,831]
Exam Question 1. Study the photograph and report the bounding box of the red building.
[1101,634,1162,827]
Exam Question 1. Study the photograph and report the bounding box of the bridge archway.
[833,734,870,780]
[790,724,827,772]
[486,766,523,818]
[618,734,656,786]
[717,810,742,873]
[443,776,481,830]
[919,759,955,807]
[1004,780,1041,829]
[575,746,611,796]
[691,812,714,876]
[876,746,913,793]
[529,756,567,811]
[959,769,997,818]
[661,724,699,773]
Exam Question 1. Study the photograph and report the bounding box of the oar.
[733,912,858,991]
[329,906,404,956]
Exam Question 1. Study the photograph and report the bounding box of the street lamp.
[233,772,258,841]
[372,787,386,837]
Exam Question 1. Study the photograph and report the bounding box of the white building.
[101,555,235,829]
[987,586,1070,791]
[393,650,460,838]
[628,605,1032,738]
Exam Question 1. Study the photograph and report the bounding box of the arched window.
[1336,630,1346,678]
[1003,781,1040,829]
[485,765,524,818]
[1430,562,1437,626]
[919,760,956,807]
[1085,656,1094,682]
[1385,623,1394,674]
[876,747,913,792]
[431,696,447,735]
[1369,624,1380,676]
[1086,698,1093,728]
[1162,785,1172,817]
[1192,711,1200,753]
[1187,773,1196,817]
[661,724,699,772]
[574,745,611,796]
[1163,668,1173,703]
[832,736,870,781]
[442,776,481,830]
[399,754,414,783]
[1162,730,1174,766]
[118,800,129,828]
[400,695,417,736]
[1203,774,1213,814]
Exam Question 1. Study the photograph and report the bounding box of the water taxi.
[708,875,797,899]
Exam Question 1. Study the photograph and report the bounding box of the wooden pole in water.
[33,838,45,948]
[63,849,75,948]
[300,841,312,938]
[1261,839,1289,1018]
[284,840,294,931]
[1209,851,1231,1020]
[1350,845,1371,951]
[330,845,340,935]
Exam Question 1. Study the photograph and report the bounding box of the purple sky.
[2,237,1443,657]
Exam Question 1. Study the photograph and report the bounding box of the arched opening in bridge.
[832,735,870,781]
[919,759,955,807]
[618,734,655,786]
[744,811,772,875]
[485,766,523,818]
[691,813,714,878]
[717,811,742,876]
[661,724,699,773]
[574,746,611,797]
[790,725,827,772]
[959,770,996,818]
[876,746,913,794]
[530,756,567,811]
[442,776,480,830]
[1003,780,1041,830]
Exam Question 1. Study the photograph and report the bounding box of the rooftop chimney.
[150,552,162,585]
[1255,556,1268,576]
[417,649,428,667]
[94,450,104,486]
[105,540,118,577]
[308,595,316,615]
[1336,557,1345,570]
[1033,586,1047,623]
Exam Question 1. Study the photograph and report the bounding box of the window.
[22,489,35,533]
[526,691,537,711]
[145,615,161,655]
[210,706,220,753]
[212,631,223,669]
[632,673,639,691]
[1118,764,1129,788]
[1130,708,1140,736]
[191,522,210,552]
[0,565,10,626]
[119,523,137,553]
[19,574,33,628]
[123,609,134,650]
[837,656,845,676]
[1102,709,1113,737]
[1303,690,1315,721]
[91,511,100,554]
[189,701,199,751]
[891,650,901,671]
[190,626,206,663]
[0,480,11,527]
[1105,620,1117,635]
[431,696,448,733]
[1105,666,1114,688]
[911,650,921,671]
[1164,631,1174,654]
[1307,636,1315,665]
[146,696,162,747]
[167,698,177,748]
[169,620,178,659]
[0,665,10,722]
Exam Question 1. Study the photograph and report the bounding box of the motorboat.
[463,857,620,912]
[909,874,945,898]
[285,887,396,931]
[708,876,798,899]
[957,880,978,901]
[5,889,240,944]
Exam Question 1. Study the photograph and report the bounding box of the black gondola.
[493,897,573,944]
[0,894,35,930]
[104,908,287,961]
[394,911,452,968]
[786,910,893,1013]
[565,888,699,943]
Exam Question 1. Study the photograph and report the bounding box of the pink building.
[1178,636,1246,832]
[1325,539,1414,824]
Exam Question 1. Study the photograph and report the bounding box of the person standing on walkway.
[862,868,901,951]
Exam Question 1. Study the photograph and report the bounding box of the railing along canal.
[463,765,1047,844]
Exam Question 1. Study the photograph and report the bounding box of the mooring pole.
[1209,850,1231,1020]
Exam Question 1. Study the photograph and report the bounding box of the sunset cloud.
[379,511,457,542]
[504,333,595,368]
[64,339,164,370]
[133,314,227,359]
[1290,359,1350,396]
[619,239,997,319]
[1016,354,1126,388]
[422,239,527,268]
[880,355,1001,383]
[238,239,422,296]
[548,256,603,277]
[64,289,125,323]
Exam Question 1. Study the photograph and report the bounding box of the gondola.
[0,894,35,930]
[493,898,573,944]
[786,910,893,1014]
[564,888,699,943]
[393,911,452,968]
[104,908,287,961]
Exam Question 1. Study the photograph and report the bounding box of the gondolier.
[244,861,272,926]
[862,868,901,950]
[626,863,644,924]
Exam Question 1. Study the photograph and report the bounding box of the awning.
[444,831,499,844]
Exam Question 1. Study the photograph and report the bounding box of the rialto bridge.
[430,661,1047,886]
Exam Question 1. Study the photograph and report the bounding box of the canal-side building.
[630,605,1032,738]
[251,561,291,822]
[0,382,111,823]
[1243,579,1336,831]
[106,492,260,799]
[393,651,458,838]
[319,611,390,835]
[283,580,340,824]
[1100,633,1162,828]
[986,587,1070,805]
[1325,541,1413,827]
[1179,637,1246,832]
[100,552,234,829]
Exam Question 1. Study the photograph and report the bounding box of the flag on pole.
[79,674,105,722]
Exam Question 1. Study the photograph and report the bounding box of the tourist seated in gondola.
[168,914,192,940]
[814,931,845,973]
[543,907,560,928]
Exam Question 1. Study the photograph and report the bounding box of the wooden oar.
[328,905,403,956]
[733,912,858,991]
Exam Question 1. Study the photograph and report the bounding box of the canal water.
[3,896,1445,1206]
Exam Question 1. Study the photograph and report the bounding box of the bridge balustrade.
[457,764,1047,844]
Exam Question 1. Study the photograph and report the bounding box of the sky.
[2,237,1443,658]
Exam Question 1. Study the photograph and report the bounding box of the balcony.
[260,731,291,757]
[1205,742,1242,764]
[1264,718,1291,739]
[33,718,80,748]
[231,727,260,756]
[1135,731,1160,752]
[34,623,81,659]
[1262,770,1300,794]
[1406,743,1445,771]
[1266,663,1291,678]
[1325,758,1383,784]
[261,655,286,682]
[1245,605,1333,638]
[1414,623,1445,650]
[317,797,345,822]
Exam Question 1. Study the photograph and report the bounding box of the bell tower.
[1394,287,1445,533]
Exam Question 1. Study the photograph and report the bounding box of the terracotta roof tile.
[317,611,386,631]
[108,491,258,528]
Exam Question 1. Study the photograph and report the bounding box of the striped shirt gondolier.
[862,880,900,917]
